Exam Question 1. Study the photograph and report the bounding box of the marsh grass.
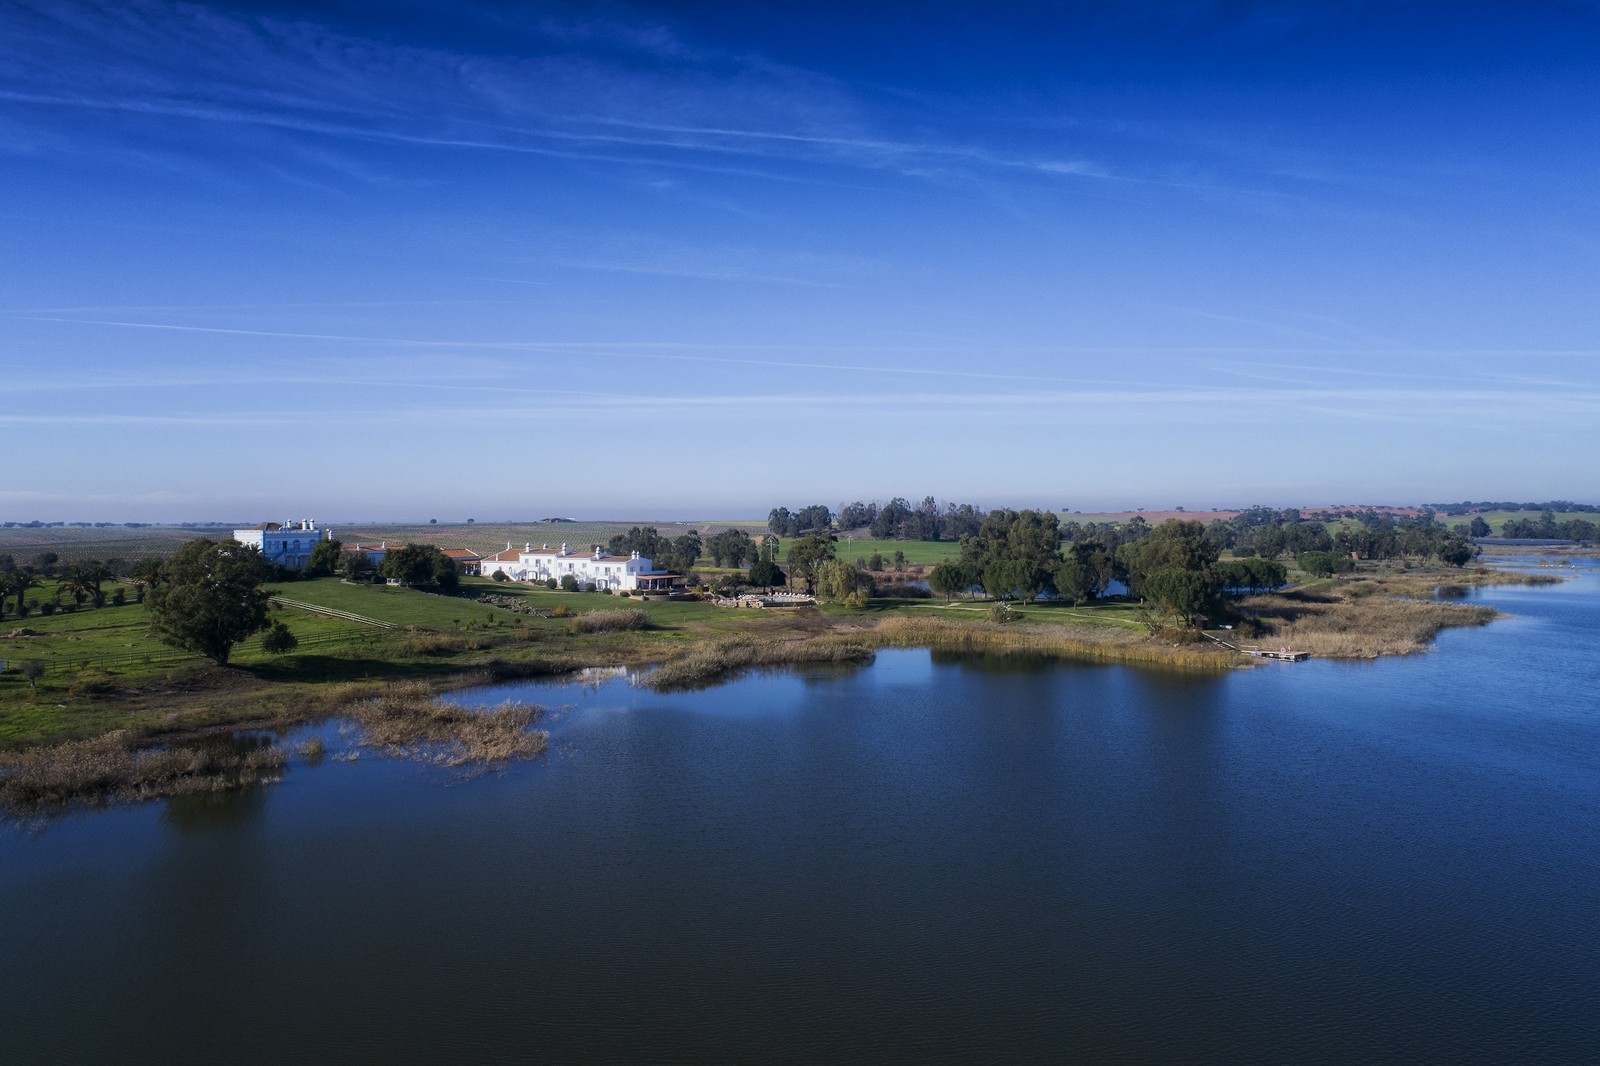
[868,616,1232,670]
[1240,578,1497,658]
[639,636,874,691]
[0,730,285,812]
[339,681,546,765]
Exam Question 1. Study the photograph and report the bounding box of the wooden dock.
[1202,631,1309,661]
[1242,647,1309,661]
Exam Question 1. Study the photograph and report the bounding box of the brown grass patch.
[639,636,874,691]
[868,616,1232,670]
[570,608,650,634]
[1239,578,1497,658]
[0,731,285,813]
[337,681,547,765]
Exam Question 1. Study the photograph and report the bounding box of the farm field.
[1438,509,1600,533]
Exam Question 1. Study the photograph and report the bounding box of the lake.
[4,559,1599,1063]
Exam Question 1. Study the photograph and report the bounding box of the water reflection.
[5,573,1600,1064]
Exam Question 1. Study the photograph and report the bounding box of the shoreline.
[0,562,1569,814]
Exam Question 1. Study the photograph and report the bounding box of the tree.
[20,659,44,692]
[145,538,271,666]
[667,532,702,573]
[379,544,439,586]
[983,559,1045,603]
[131,557,163,598]
[308,538,343,576]
[1437,531,1478,568]
[928,562,969,602]
[1118,520,1217,598]
[748,557,784,590]
[838,501,877,530]
[6,570,39,618]
[1054,557,1094,606]
[959,508,1062,574]
[77,560,112,607]
[707,528,755,568]
[1296,550,1352,578]
[1141,568,1215,622]
[1468,516,1491,538]
[816,559,869,603]
[345,551,373,581]
[786,533,837,594]
[261,621,299,655]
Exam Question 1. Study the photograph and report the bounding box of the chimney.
[525,542,532,552]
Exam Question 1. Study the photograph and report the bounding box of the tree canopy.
[145,538,271,665]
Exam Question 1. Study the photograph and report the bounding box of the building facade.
[480,542,677,591]
[233,520,329,569]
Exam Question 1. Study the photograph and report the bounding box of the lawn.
[830,538,962,566]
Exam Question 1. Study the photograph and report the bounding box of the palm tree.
[7,570,40,617]
[131,557,162,599]
[59,567,91,608]
[78,560,113,608]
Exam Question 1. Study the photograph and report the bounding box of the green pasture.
[831,538,960,566]
[1438,510,1600,533]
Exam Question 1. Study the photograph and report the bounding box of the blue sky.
[3,1,1598,521]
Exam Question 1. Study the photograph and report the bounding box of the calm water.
[4,560,1600,1063]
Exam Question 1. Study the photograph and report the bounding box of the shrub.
[618,590,631,598]
[571,608,649,633]
[545,578,557,590]
[551,605,571,618]
[492,571,508,582]
[39,602,55,616]
[988,602,1019,624]
[111,588,126,606]
[582,581,597,593]
[560,575,580,592]
[67,668,116,696]
[261,621,299,655]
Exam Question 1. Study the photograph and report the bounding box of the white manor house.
[233,519,329,569]
[481,542,679,591]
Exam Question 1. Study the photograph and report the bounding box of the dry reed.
[639,636,874,691]
[0,730,286,812]
[338,681,547,765]
[570,608,650,634]
[868,616,1233,670]
[1239,582,1496,658]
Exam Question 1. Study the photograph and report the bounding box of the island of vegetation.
[1,500,1581,813]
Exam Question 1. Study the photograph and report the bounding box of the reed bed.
[0,730,285,813]
[1239,586,1496,658]
[336,681,547,765]
[639,636,874,691]
[868,616,1234,670]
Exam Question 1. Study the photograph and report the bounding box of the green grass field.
[1438,510,1600,534]
[830,538,961,566]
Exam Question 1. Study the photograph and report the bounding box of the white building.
[480,542,678,591]
[233,520,330,569]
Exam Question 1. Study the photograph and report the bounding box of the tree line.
[1497,510,1598,542]
[769,497,986,541]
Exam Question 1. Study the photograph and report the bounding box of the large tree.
[786,533,837,594]
[145,538,271,666]
[308,537,343,576]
